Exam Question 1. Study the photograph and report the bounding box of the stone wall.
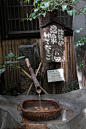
[18,45,35,93]
[73,0,86,88]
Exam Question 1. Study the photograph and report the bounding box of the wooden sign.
[47,68,65,82]
[41,22,65,63]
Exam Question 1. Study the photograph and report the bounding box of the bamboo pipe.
[21,62,48,94]
[25,58,41,94]
[27,82,33,95]
[21,68,32,80]
[27,62,42,95]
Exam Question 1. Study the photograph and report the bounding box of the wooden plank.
[2,41,7,87]
[10,43,14,83]
[15,40,18,83]
[39,39,42,61]
[18,0,21,31]
[71,37,73,80]
[67,36,70,81]
[69,37,71,80]
[61,62,63,68]
[72,37,75,80]
[4,41,8,86]
[17,40,20,83]
[67,36,77,82]
[21,0,25,31]
[16,40,20,85]
[21,39,27,45]
[19,39,22,89]
[8,40,13,82]
[64,37,68,82]
[26,1,29,30]
[12,40,16,82]
[6,40,9,84]
[16,39,21,86]
[13,40,16,82]
[8,40,12,53]
[13,0,17,31]
[72,40,77,80]
[68,36,71,81]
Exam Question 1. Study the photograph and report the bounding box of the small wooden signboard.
[47,68,65,83]
[41,21,65,63]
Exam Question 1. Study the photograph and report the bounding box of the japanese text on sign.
[43,24,65,62]
[47,68,65,82]
[58,29,64,46]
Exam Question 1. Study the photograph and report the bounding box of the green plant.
[22,0,86,21]
[74,37,86,46]
[0,52,25,74]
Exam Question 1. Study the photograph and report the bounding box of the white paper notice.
[47,68,65,82]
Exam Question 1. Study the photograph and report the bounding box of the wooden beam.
[65,37,68,82]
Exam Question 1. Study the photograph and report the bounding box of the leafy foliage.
[74,28,83,34]
[80,60,84,67]
[74,37,86,46]
[0,52,25,74]
[23,0,86,20]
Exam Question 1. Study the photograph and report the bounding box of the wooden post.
[64,37,68,82]
[38,14,64,94]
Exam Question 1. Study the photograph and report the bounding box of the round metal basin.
[20,99,61,121]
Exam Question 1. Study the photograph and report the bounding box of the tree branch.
[66,3,86,16]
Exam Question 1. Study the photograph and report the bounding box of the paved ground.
[0,87,86,129]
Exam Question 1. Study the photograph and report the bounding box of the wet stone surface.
[0,88,86,128]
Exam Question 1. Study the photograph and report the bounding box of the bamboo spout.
[25,58,41,94]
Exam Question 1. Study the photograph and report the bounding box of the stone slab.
[0,88,86,128]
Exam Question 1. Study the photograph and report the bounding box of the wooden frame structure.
[1,36,77,92]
